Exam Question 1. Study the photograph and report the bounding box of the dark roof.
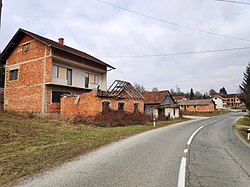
[0,28,115,69]
[179,99,214,106]
[141,90,171,104]
[98,80,144,100]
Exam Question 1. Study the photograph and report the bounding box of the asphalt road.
[17,112,250,187]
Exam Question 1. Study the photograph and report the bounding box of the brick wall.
[46,85,90,113]
[4,35,52,113]
[180,103,215,112]
[60,92,144,119]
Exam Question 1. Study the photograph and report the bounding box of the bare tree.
[152,87,158,92]
[134,83,146,93]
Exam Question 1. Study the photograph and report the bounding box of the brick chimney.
[58,38,64,45]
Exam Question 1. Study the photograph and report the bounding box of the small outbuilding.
[141,90,179,119]
[179,99,215,112]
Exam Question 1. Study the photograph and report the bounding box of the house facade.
[141,90,179,119]
[212,93,242,108]
[0,28,115,114]
[212,95,225,110]
[179,99,215,112]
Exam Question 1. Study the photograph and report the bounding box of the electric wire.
[214,0,250,5]
[98,46,250,58]
[95,0,250,42]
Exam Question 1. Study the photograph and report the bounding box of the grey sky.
[1,0,250,94]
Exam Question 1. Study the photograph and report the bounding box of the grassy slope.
[182,110,230,117]
[235,113,250,144]
[0,112,188,186]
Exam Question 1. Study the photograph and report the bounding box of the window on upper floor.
[52,65,72,85]
[85,73,99,88]
[85,73,89,88]
[22,43,30,54]
[9,69,18,81]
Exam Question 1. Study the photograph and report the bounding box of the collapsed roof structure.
[97,80,144,100]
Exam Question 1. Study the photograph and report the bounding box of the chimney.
[58,38,64,45]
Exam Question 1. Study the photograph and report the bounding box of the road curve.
[16,113,250,187]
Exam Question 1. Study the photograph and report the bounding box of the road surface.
[17,112,250,187]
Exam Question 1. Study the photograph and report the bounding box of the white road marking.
[184,149,188,154]
[177,157,186,187]
[187,126,204,145]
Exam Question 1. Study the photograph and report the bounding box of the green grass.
[0,112,189,186]
[236,113,250,144]
[182,110,230,117]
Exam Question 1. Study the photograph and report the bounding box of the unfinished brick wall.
[60,92,144,119]
[180,103,215,112]
[46,86,90,113]
[4,35,51,113]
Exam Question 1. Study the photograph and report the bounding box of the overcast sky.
[1,0,250,94]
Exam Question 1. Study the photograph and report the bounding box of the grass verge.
[235,113,250,145]
[182,110,230,117]
[0,112,189,186]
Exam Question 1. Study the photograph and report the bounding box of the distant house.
[212,93,242,108]
[61,80,144,119]
[173,95,187,103]
[212,95,225,110]
[0,28,115,114]
[179,99,215,112]
[141,90,179,119]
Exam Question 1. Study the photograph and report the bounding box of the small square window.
[118,102,124,112]
[22,43,30,54]
[102,101,110,112]
[9,69,18,81]
[134,103,139,112]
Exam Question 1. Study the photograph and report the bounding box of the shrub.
[93,110,151,127]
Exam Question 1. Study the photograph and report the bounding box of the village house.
[173,95,187,103]
[0,28,116,115]
[141,90,179,119]
[212,95,226,110]
[212,93,242,108]
[61,80,144,119]
[179,99,215,112]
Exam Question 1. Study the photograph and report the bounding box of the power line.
[96,0,250,42]
[98,46,250,58]
[214,0,250,5]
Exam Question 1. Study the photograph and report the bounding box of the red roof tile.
[141,90,170,104]
[0,28,115,69]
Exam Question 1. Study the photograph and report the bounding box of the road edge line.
[177,157,186,187]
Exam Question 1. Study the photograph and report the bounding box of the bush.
[94,110,151,127]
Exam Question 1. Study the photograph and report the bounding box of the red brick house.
[179,99,215,112]
[0,28,115,115]
[141,90,179,119]
[61,80,144,119]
